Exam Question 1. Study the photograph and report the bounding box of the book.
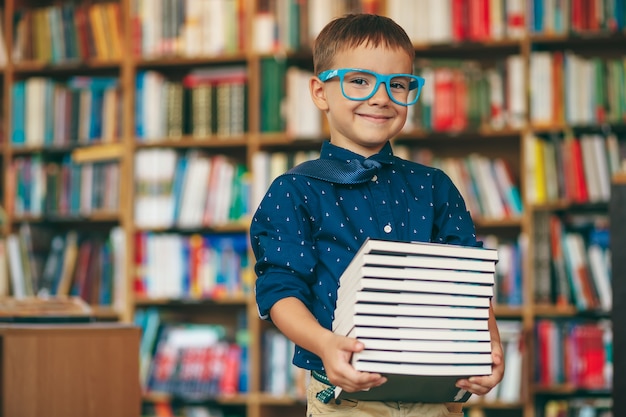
[338,277,494,300]
[336,302,490,321]
[336,289,492,308]
[352,349,493,365]
[335,365,488,403]
[343,264,495,285]
[334,315,489,336]
[345,326,492,342]
[350,237,499,262]
[355,338,492,353]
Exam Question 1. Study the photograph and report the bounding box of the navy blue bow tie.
[288,157,391,184]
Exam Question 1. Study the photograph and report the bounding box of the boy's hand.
[455,341,505,396]
[320,333,388,393]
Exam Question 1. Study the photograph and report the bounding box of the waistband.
[311,370,336,404]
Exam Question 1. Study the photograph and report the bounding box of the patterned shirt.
[250,140,480,371]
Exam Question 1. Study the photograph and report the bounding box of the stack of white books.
[332,238,498,403]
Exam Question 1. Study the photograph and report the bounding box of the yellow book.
[88,4,108,60]
[104,3,123,60]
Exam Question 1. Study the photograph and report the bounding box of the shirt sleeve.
[250,177,319,320]
[430,169,482,247]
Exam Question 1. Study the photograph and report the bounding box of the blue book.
[171,154,188,223]
[43,80,56,145]
[135,71,146,138]
[11,81,26,145]
[98,240,113,305]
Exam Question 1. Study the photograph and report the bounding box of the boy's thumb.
[343,337,365,352]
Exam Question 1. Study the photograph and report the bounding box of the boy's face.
[310,43,413,157]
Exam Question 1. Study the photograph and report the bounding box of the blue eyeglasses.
[317,68,425,106]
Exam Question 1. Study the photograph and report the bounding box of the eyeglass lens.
[341,70,418,104]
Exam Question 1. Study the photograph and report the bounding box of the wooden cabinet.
[0,323,141,417]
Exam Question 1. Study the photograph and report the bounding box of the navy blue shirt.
[250,141,480,371]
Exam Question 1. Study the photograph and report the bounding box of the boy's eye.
[390,78,410,90]
[348,77,370,86]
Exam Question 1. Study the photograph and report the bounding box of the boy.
[250,13,504,417]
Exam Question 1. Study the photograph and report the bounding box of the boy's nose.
[368,83,391,104]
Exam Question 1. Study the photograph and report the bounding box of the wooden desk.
[0,323,141,417]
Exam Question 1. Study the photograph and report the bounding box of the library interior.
[0,1,624,417]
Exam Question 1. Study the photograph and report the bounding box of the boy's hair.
[313,14,415,75]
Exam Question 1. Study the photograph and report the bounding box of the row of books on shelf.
[255,0,626,54]
[2,225,126,308]
[260,55,526,136]
[396,147,523,221]
[541,397,612,417]
[250,149,320,209]
[11,76,122,147]
[527,0,626,35]
[534,319,612,390]
[136,67,248,141]
[5,0,626,68]
[10,155,120,218]
[483,234,526,307]
[132,0,245,59]
[409,56,526,133]
[525,132,625,206]
[134,232,251,300]
[134,148,249,229]
[529,53,626,127]
[11,2,123,64]
[401,0,626,42]
[534,212,611,312]
[135,308,249,398]
[261,328,308,398]
[143,402,238,417]
[478,320,523,404]
[388,0,526,46]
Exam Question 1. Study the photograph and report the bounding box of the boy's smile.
[310,44,414,157]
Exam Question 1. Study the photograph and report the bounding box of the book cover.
[335,370,480,403]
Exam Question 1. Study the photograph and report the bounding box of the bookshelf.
[0,1,622,417]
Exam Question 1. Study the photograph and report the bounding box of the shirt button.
[371,175,378,181]
[383,224,392,233]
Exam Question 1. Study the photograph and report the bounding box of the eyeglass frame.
[317,68,425,106]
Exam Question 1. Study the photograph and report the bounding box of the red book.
[552,52,564,125]
[573,324,606,389]
[569,138,589,203]
[188,234,204,297]
[133,232,147,296]
[451,68,468,131]
[432,67,455,131]
[73,240,93,301]
[220,344,242,395]
[451,0,469,42]
[468,0,489,41]
[536,319,555,385]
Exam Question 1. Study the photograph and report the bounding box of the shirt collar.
[320,141,395,166]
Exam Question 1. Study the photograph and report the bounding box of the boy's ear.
[309,76,329,112]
